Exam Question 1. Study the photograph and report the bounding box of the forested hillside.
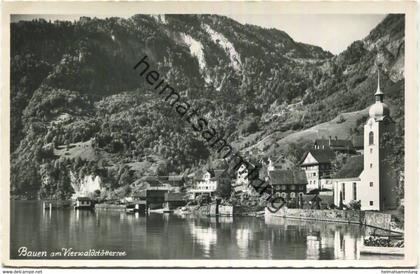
[10,14,404,199]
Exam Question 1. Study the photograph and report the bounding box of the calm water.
[10,201,395,260]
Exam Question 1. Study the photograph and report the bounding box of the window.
[369,201,374,206]
[342,183,346,200]
[370,182,373,187]
[370,163,373,168]
[369,131,374,145]
[313,172,316,176]
[353,182,357,200]
[290,192,296,198]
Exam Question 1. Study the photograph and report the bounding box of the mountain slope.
[10,14,404,199]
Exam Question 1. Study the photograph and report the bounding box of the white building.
[333,71,398,211]
[232,164,256,195]
[191,169,227,197]
[300,149,335,192]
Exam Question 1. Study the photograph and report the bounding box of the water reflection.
[264,215,364,259]
[11,201,399,260]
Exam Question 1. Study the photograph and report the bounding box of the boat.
[361,234,404,256]
[360,245,404,256]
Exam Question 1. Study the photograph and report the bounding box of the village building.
[314,136,355,153]
[267,157,284,172]
[232,164,257,196]
[133,177,168,191]
[299,149,335,192]
[268,169,307,200]
[191,169,229,198]
[74,197,93,209]
[132,175,184,192]
[332,72,398,211]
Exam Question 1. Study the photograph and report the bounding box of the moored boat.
[360,245,404,256]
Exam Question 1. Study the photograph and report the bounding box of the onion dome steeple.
[369,69,390,120]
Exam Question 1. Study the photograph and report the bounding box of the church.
[333,71,398,211]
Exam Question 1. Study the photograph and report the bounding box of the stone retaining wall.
[219,205,233,216]
[266,207,392,231]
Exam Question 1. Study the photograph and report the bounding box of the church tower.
[359,70,397,210]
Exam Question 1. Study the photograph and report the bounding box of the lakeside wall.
[265,207,393,231]
[95,204,126,211]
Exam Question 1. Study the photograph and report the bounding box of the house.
[314,136,355,153]
[332,70,398,211]
[299,149,335,192]
[136,189,167,209]
[191,169,229,198]
[319,178,334,190]
[133,175,184,192]
[268,169,307,200]
[134,176,168,191]
[232,164,257,196]
[74,197,93,209]
[267,157,284,172]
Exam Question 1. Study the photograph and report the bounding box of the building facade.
[269,169,307,200]
[314,136,355,153]
[300,149,335,192]
[333,71,398,211]
[358,73,397,210]
[232,164,256,196]
[333,177,360,207]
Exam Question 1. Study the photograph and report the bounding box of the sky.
[12,14,386,55]
[229,14,387,54]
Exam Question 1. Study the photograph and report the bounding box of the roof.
[269,170,307,185]
[300,149,336,166]
[314,138,354,149]
[205,169,229,179]
[332,155,364,179]
[76,197,91,201]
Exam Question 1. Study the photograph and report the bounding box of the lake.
[10,201,398,260]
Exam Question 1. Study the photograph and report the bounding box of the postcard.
[1,0,417,268]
